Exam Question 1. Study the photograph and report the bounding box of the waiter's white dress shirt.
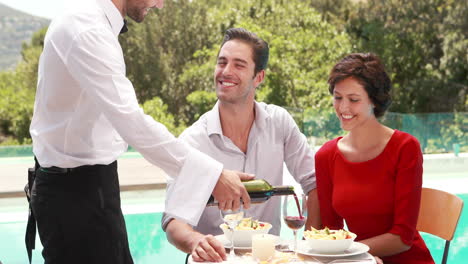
[29,0,222,226]
[163,101,316,235]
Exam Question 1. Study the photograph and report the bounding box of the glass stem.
[293,229,298,257]
[230,230,235,258]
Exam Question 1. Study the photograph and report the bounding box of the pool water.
[0,213,187,264]
[1,194,467,264]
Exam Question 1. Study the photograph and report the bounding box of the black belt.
[39,164,100,174]
[39,166,76,174]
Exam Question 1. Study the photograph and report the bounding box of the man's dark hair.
[220,28,269,76]
[328,53,392,118]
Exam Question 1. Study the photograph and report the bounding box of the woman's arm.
[363,134,423,257]
[305,188,321,230]
[360,233,410,256]
[314,143,344,230]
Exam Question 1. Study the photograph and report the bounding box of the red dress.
[315,130,434,264]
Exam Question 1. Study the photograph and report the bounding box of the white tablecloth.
[187,252,377,264]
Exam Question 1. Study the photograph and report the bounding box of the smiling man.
[163,28,319,262]
[27,1,253,263]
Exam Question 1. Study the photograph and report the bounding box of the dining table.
[187,252,376,264]
[186,239,377,264]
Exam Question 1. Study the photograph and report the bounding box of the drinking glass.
[282,193,307,261]
[220,205,244,260]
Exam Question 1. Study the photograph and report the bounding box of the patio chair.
[417,187,464,264]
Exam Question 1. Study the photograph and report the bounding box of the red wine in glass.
[284,216,306,230]
[283,192,307,261]
[293,193,302,217]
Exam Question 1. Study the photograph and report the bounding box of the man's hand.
[165,219,227,262]
[212,169,254,211]
[191,235,226,262]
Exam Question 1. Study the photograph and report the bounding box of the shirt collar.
[97,0,125,37]
[206,101,223,136]
[206,101,271,136]
[254,101,270,130]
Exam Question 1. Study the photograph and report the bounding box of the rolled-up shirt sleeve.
[282,109,316,194]
[65,27,222,225]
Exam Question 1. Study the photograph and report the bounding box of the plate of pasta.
[302,227,358,254]
[297,241,370,257]
[219,218,273,247]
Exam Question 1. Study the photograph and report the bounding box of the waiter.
[27,0,251,263]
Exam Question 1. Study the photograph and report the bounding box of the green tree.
[121,0,351,126]
[120,0,219,125]
[16,27,48,91]
[306,0,355,28]
[346,0,467,113]
[0,27,46,144]
[186,90,217,123]
[0,71,34,143]
[439,1,468,111]
[180,0,352,117]
[141,96,186,136]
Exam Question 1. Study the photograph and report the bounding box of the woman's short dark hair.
[328,53,392,118]
[220,28,269,76]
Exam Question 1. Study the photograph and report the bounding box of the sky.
[0,0,69,19]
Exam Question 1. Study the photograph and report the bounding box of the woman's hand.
[374,256,384,264]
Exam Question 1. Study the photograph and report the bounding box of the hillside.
[0,3,50,70]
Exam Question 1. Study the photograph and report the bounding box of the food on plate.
[303,227,357,253]
[219,218,273,247]
[223,211,244,222]
[221,217,271,230]
[304,227,355,240]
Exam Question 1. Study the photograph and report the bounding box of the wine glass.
[220,205,244,260]
[283,193,307,261]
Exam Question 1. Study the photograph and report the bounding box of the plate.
[214,234,281,250]
[297,241,370,257]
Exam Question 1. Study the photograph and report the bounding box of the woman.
[315,53,434,263]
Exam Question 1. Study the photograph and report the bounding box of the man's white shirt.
[29,0,222,226]
[164,101,316,235]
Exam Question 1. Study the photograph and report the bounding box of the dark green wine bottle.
[206,179,295,206]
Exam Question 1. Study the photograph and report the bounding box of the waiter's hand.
[191,234,226,262]
[213,169,254,211]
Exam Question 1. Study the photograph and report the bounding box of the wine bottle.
[207,179,295,206]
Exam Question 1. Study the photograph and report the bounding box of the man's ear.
[254,70,265,88]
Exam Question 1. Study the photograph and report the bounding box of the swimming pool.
[0,189,188,264]
[1,192,467,264]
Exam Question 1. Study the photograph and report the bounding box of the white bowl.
[304,230,357,253]
[219,222,272,247]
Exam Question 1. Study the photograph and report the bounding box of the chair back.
[417,187,464,264]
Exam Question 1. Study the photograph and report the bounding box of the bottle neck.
[272,186,295,196]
